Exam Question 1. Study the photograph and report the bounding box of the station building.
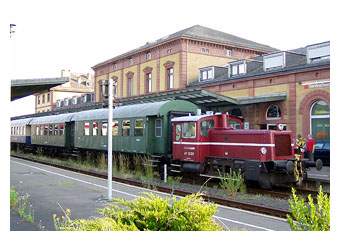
[92,25,330,141]
[92,25,277,101]
[35,70,94,113]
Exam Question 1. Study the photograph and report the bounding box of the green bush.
[10,187,18,209]
[54,193,222,231]
[219,169,246,199]
[287,186,330,231]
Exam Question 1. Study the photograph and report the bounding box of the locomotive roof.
[30,113,75,124]
[171,114,213,122]
[72,100,197,121]
[11,118,34,126]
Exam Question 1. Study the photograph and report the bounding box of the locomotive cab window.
[182,122,196,138]
[112,120,119,136]
[122,120,131,136]
[200,120,214,137]
[134,119,144,136]
[229,119,242,129]
[155,119,162,137]
[102,122,108,136]
[175,124,181,141]
[93,122,98,136]
[84,122,90,136]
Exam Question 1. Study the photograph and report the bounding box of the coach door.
[65,121,75,149]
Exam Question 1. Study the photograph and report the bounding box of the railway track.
[11,153,317,219]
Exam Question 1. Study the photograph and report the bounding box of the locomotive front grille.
[274,134,291,156]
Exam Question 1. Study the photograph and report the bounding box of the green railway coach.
[30,113,75,147]
[71,100,198,157]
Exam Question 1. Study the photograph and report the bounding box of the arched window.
[266,105,281,119]
[310,100,330,141]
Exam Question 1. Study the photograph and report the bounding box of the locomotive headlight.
[260,147,267,155]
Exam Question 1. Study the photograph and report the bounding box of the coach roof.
[71,100,197,121]
[11,118,34,126]
[30,113,75,125]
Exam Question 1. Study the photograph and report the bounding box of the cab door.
[172,121,198,162]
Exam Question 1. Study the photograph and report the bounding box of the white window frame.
[84,122,90,136]
[167,68,174,89]
[102,122,108,136]
[230,61,247,76]
[309,100,330,136]
[263,52,286,71]
[155,119,162,137]
[146,73,152,93]
[199,67,214,82]
[307,42,330,64]
[93,121,98,136]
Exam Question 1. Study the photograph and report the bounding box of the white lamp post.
[107,78,117,201]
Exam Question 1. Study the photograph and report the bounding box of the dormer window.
[263,52,285,71]
[199,67,214,81]
[230,61,246,76]
[307,42,330,63]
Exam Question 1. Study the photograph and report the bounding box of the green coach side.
[30,113,74,147]
[71,100,197,156]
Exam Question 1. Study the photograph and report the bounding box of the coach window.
[41,125,44,135]
[59,124,64,136]
[49,125,53,136]
[112,120,119,136]
[43,125,48,136]
[134,119,144,136]
[93,122,98,136]
[266,105,281,119]
[84,122,90,136]
[102,121,108,136]
[122,120,131,136]
[54,124,59,135]
[182,122,196,138]
[155,119,162,137]
[200,120,214,137]
[175,124,181,141]
[36,126,39,136]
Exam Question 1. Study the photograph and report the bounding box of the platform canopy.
[117,88,286,108]
[11,77,68,101]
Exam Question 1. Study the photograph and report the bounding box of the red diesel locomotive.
[171,113,319,188]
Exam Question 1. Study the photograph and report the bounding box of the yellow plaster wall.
[254,84,289,96]
[219,89,249,98]
[187,53,233,84]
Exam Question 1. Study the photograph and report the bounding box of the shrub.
[54,193,222,231]
[10,187,18,209]
[219,169,245,199]
[287,186,330,231]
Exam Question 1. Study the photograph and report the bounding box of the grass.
[10,187,34,223]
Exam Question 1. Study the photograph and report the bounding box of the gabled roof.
[92,25,278,69]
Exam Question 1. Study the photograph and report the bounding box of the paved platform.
[307,166,330,182]
[10,157,290,231]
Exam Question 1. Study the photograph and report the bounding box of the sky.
[8,0,334,116]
